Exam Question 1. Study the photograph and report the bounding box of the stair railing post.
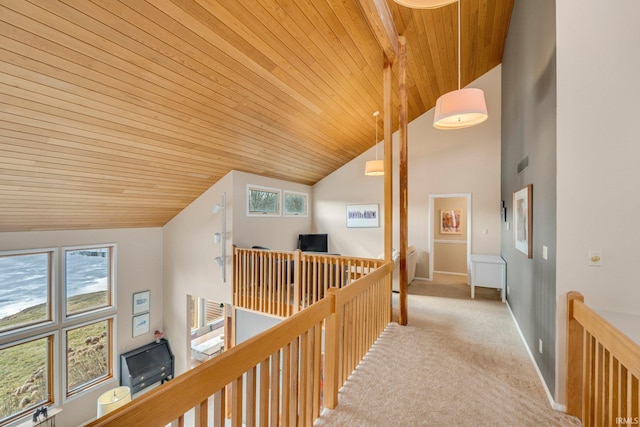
[324,288,340,409]
[566,291,585,420]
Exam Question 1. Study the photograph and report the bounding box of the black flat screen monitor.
[297,234,328,253]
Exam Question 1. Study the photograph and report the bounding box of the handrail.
[88,258,394,427]
[566,291,640,426]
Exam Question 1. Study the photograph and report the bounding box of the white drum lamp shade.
[364,159,384,176]
[433,88,488,129]
[393,0,456,9]
[97,386,131,418]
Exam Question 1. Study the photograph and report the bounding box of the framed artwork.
[514,184,533,258]
[440,209,462,234]
[132,313,150,337]
[346,204,379,228]
[132,290,150,314]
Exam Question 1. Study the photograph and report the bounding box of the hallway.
[315,274,581,426]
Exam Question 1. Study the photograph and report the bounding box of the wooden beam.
[357,0,400,63]
[398,36,408,326]
[383,60,393,321]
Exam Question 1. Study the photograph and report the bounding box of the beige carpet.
[315,274,582,427]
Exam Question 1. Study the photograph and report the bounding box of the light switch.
[506,222,510,231]
[542,245,548,260]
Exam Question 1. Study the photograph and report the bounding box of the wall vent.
[517,155,529,174]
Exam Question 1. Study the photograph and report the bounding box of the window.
[0,335,54,424]
[247,185,281,216]
[0,251,54,333]
[65,247,113,317]
[284,191,308,216]
[0,245,116,423]
[65,319,111,396]
[190,296,224,332]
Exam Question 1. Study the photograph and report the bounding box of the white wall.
[555,0,640,403]
[163,172,233,375]
[162,170,313,375]
[313,66,503,277]
[0,228,163,427]
[230,171,313,251]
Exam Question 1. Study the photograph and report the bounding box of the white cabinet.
[470,255,506,302]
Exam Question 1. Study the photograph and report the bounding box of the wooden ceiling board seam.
[0,86,336,175]
[0,25,360,166]
[146,0,325,117]
[253,0,382,145]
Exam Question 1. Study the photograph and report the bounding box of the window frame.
[0,331,56,425]
[247,185,282,217]
[0,244,118,422]
[63,316,115,400]
[63,245,116,320]
[0,248,57,336]
[283,190,309,217]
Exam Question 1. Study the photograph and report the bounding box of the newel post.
[566,291,585,419]
[324,288,340,409]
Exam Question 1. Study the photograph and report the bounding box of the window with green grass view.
[66,319,111,395]
[248,186,281,216]
[0,251,53,333]
[65,247,113,316]
[0,244,116,423]
[0,336,52,424]
[284,191,308,216]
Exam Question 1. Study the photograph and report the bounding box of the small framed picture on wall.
[132,290,150,315]
[132,313,150,337]
[440,209,462,234]
[514,184,533,258]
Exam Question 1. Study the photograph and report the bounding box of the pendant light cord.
[374,111,380,160]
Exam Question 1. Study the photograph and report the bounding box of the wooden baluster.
[213,388,225,427]
[246,366,257,426]
[232,376,243,427]
[259,359,269,426]
[194,398,207,427]
[270,351,281,427]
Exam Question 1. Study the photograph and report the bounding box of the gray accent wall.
[500,0,557,396]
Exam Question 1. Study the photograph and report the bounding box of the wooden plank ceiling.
[0,0,513,232]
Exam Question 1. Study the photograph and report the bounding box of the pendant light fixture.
[393,0,456,9]
[433,0,488,129]
[365,111,384,176]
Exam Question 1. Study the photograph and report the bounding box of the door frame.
[428,193,472,280]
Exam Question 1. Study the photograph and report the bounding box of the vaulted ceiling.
[0,0,513,232]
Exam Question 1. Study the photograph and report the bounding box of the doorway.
[428,194,472,280]
[188,295,226,368]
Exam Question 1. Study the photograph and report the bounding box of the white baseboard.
[506,302,565,412]
[432,270,467,277]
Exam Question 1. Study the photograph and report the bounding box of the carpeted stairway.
[315,275,582,426]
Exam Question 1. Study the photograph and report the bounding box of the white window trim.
[62,244,117,320]
[283,190,309,217]
[247,184,282,217]
[0,248,58,338]
[0,244,119,423]
[62,315,116,402]
[0,330,58,424]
